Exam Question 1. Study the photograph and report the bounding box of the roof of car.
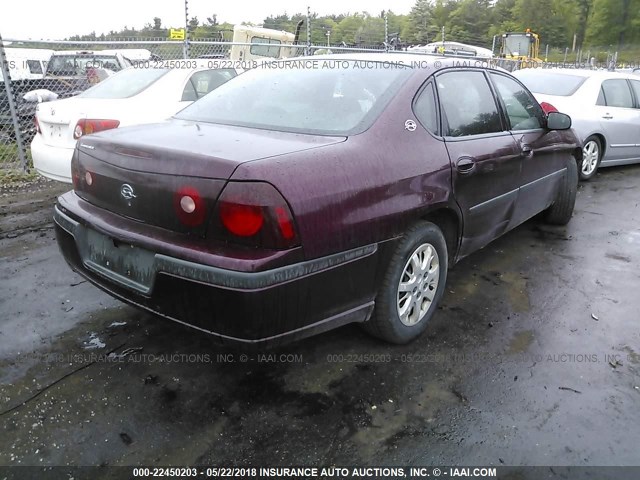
[515,68,639,80]
[51,50,120,56]
[287,52,500,70]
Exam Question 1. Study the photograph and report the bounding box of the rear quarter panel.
[230,72,458,261]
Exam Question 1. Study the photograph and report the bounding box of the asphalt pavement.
[0,165,638,475]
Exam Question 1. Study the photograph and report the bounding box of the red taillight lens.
[274,206,295,240]
[173,186,207,227]
[212,182,299,249]
[73,119,120,139]
[71,152,94,191]
[540,102,558,114]
[71,159,80,190]
[34,116,41,134]
[220,203,264,237]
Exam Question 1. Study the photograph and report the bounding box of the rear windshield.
[79,68,170,99]
[47,55,125,76]
[175,60,413,135]
[513,70,587,96]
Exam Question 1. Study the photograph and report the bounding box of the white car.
[32,62,240,182]
[513,68,640,180]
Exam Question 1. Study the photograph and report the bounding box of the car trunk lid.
[74,120,345,235]
[37,97,126,148]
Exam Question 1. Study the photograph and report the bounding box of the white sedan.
[32,61,240,183]
[513,68,640,180]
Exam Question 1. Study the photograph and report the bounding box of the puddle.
[507,330,535,354]
[501,272,531,312]
[83,332,106,350]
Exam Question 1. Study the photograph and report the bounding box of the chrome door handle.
[521,144,533,156]
[456,157,476,174]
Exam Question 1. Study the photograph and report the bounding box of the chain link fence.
[0,29,396,179]
[2,18,640,181]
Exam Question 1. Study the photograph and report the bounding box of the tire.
[580,136,602,181]
[544,157,578,225]
[363,221,448,344]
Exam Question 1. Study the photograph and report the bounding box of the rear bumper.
[31,134,74,183]
[54,200,392,345]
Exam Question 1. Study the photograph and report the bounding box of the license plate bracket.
[77,227,156,294]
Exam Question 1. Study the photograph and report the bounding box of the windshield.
[503,35,530,57]
[47,54,123,76]
[175,60,413,135]
[513,70,587,96]
[79,68,170,99]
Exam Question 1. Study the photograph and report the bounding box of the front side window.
[630,80,640,108]
[436,70,502,137]
[597,79,634,108]
[250,37,282,58]
[490,73,543,131]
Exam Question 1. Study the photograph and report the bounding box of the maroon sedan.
[54,54,581,345]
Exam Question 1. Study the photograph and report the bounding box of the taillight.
[173,186,207,227]
[220,203,264,236]
[34,116,41,134]
[71,154,80,190]
[540,102,558,114]
[70,151,94,191]
[73,119,120,139]
[212,182,299,249]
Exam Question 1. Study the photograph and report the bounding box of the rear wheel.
[363,222,448,344]
[580,136,602,181]
[544,157,578,225]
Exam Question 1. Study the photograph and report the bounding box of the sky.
[0,0,416,40]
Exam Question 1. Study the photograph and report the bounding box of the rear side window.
[79,68,170,99]
[181,69,237,101]
[490,73,543,130]
[513,70,587,96]
[413,82,439,135]
[436,70,502,137]
[597,79,634,108]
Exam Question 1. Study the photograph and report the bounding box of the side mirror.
[546,112,572,130]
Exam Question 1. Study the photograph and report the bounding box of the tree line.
[66,0,640,51]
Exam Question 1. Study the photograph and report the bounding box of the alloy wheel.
[397,243,440,326]
[582,140,600,176]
